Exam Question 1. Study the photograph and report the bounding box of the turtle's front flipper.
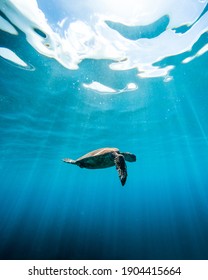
[114,154,127,186]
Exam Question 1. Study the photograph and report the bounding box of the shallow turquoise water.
[0,2,208,260]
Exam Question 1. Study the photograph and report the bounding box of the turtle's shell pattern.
[75,147,119,169]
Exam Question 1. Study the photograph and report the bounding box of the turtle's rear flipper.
[62,158,76,164]
[114,154,127,186]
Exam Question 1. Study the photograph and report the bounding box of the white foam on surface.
[0,0,207,80]
[0,16,18,34]
[0,47,28,67]
[182,44,208,64]
[83,81,138,94]
[126,83,137,90]
[83,82,116,93]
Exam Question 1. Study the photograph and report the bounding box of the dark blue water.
[0,5,208,260]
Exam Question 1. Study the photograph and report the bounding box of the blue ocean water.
[0,2,208,260]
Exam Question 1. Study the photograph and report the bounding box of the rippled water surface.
[0,0,208,259]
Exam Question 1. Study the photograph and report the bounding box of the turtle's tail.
[62,158,76,164]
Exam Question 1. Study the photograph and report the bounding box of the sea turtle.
[62,147,136,186]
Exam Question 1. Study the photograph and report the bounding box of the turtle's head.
[122,152,136,162]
